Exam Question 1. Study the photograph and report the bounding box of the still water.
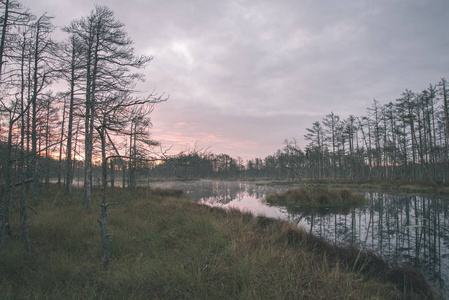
[152,180,449,297]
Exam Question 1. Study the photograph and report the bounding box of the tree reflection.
[151,181,449,297]
[285,192,449,297]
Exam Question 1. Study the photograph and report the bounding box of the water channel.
[151,180,449,297]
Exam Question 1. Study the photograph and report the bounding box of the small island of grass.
[266,186,365,208]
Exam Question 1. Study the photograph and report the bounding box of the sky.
[20,0,449,161]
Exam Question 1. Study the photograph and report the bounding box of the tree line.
[283,80,449,184]
[0,0,165,264]
[149,78,449,183]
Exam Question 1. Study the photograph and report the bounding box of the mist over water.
[152,180,449,297]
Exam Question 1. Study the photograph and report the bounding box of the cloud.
[21,0,449,160]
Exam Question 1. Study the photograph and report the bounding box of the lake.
[151,179,449,298]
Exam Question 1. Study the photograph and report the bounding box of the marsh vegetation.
[265,187,365,208]
[154,180,449,297]
[0,186,433,299]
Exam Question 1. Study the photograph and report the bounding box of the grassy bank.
[1,186,433,299]
[262,179,449,198]
[345,179,449,197]
[265,187,365,209]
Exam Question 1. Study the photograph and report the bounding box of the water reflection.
[151,180,449,297]
[153,180,291,218]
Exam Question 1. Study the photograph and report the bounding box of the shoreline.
[1,185,435,299]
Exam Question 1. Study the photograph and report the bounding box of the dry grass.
[266,187,365,209]
[0,185,433,299]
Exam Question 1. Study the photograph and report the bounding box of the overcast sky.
[20,0,449,160]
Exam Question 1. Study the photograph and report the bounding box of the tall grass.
[0,185,433,299]
[281,178,449,197]
[266,187,365,208]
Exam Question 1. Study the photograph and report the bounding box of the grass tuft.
[266,187,365,209]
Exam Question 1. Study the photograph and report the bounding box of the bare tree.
[278,139,308,186]
[304,121,325,178]
[28,13,57,204]
[0,0,34,248]
[57,34,84,194]
[343,115,357,180]
[64,5,153,210]
[438,78,449,180]
[0,0,31,83]
[322,112,340,181]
